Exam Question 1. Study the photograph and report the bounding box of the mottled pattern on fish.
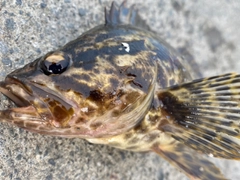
[0,15,192,137]
[0,1,240,180]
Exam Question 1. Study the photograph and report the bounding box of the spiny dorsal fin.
[158,73,240,159]
[152,142,226,180]
[104,1,151,30]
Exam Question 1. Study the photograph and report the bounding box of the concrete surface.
[0,0,240,179]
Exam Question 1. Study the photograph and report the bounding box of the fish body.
[1,1,240,180]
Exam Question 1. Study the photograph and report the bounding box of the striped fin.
[152,142,226,180]
[158,73,240,159]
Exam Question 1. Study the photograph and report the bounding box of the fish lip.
[0,76,33,107]
[0,76,46,123]
[0,75,76,125]
[0,76,53,121]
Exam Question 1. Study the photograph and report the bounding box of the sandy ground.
[0,0,240,179]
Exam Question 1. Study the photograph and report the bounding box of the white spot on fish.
[81,107,88,113]
[114,99,122,105]
[199,167,204,172]
[208,153,214,157]
[121,42,130,52]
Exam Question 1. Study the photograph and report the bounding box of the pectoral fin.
[152,142,226,180]
[158,73,240,159]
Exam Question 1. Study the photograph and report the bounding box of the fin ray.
[158,73,240,159]
[152,142,226,180]
[104,1,151,30]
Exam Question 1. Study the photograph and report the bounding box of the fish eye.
[40,51,70,75]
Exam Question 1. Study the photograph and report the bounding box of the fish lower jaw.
[0,106,45,127]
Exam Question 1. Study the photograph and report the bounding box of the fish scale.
[0,1,240,180]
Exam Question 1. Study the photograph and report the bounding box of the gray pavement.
[0,0,240,179]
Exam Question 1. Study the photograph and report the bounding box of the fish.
[0,1,240,179]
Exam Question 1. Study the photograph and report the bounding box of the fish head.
[0,25,157,138]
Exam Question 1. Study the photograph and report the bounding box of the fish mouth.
[0,75,76,132]
[0,76,56,122]
[0,77,34,107]
[0,76,50,132]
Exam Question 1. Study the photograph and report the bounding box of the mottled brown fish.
[0,1,240,179]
